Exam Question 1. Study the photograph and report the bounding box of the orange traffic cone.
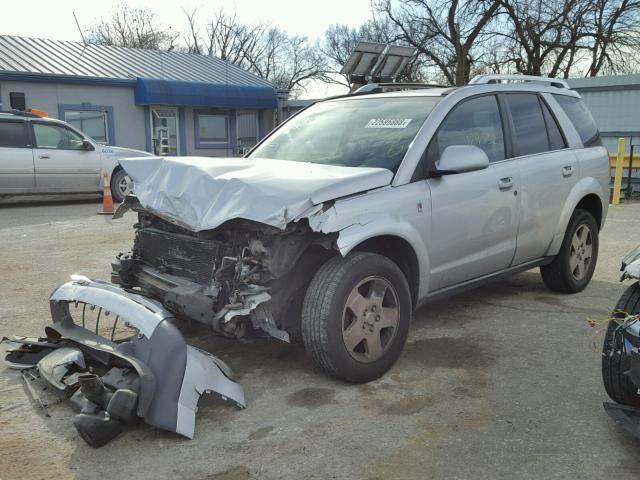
[98,170,114,215]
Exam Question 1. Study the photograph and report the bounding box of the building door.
[236,110,259,154]
[151,108,179,156]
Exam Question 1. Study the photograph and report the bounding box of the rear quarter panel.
[546,146,609,256]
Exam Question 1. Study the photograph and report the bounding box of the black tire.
[110,169,131,204]
[301,252,412,383]
[540,209,599,293]
[602,282,640,407]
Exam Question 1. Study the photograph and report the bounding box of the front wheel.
[110,169,133,204]
[301,252,412,383]
[540,209,599,293]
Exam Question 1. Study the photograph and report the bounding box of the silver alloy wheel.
[342,276,400,363]
[569,223,593,281]
[117,174,133,197]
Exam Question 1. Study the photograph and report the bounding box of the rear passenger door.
[504,93,578,265]
[426,94,521,291]
[0,120,35,192]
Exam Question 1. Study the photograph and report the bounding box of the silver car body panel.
[119,156,393,231]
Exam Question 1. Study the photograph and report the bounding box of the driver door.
[31,121,101,191]
[426,94,520,291]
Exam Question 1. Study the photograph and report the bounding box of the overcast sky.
[4,0,374,98]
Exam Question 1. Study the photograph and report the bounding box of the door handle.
[38,154,51,159]
[562,165,575,177]
[498,177,513,190]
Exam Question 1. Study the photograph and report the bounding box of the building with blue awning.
[0,35,278,156]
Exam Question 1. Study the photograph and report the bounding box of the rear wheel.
[540,209,598,293]
[602,282,640,407]
[110,169,132,203]
[301,252,412,383]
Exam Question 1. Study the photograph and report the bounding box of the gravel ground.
[0,199,639,480]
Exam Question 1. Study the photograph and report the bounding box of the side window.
[33,123,85,150]
[0,121,28,148]
[553,94,601,147]
[504,93,548,156]
[540,99,567,151]
[427,95,505,165]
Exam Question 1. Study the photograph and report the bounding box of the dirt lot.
[1,198,639,480]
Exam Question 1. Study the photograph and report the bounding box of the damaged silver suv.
[113,74,609,384]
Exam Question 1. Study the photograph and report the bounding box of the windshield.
[250,96,441,172]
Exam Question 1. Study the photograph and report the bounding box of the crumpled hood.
[119,156,393,231]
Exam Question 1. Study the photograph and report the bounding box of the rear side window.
[540,99,567,150]
[505,93,548,156]
[553,94,601,147]
[427,94,505,163]
[0,121,28,148]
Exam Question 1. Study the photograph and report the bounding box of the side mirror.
[434,145,489,175]
[82,140,95,151]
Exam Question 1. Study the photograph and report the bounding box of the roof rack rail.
[468,74,569,89]
[353,82,449,95]
[0,109,42,118]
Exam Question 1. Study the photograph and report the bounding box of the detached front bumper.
[2,278,246,447]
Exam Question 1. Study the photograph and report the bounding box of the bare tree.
[184,9,265,69]
[585,0,640,76]
[86,4,178,50]
[375,0,501,86]
[184,11,327,97]
[496,0,591,78]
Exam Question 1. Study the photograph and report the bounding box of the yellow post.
[612,137,626,205]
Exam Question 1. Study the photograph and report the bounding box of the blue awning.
[134,78,277,109]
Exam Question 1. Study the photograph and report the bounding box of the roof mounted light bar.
[468,74,569,89]
[0,109,43,118]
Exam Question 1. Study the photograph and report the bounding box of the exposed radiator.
[135,228,220,285]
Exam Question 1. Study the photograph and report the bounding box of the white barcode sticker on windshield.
[365,118,412,129]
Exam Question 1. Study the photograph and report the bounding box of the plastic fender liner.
[46,278,246,438]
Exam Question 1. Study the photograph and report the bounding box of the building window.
[237,111,259,150]
[64,110,109,144]
[196,113,230,147]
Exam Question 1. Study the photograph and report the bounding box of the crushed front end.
[112,196,335,342]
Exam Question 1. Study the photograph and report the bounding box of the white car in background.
[0,110,152,203]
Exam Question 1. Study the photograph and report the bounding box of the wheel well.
[576,194,603,229]
[352,235,419,307]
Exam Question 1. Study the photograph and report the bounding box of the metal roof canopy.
[0,35,273,88]
[340,42,416,86]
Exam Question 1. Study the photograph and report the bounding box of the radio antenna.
[73,12,87,45]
